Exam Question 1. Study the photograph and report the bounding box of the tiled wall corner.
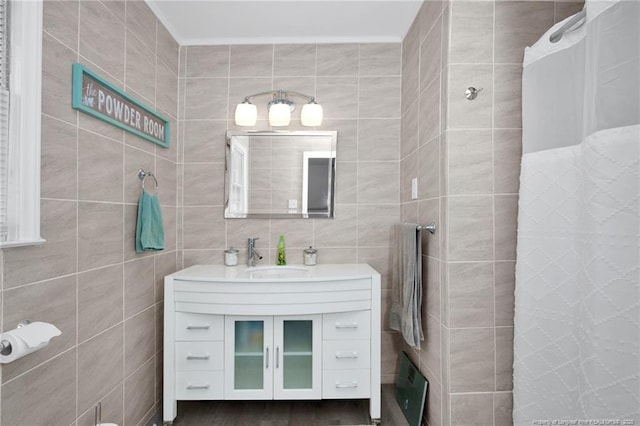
[400,1,449,425]
[401,0,583,425]
[0,1,180,424]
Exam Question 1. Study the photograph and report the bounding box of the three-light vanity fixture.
[234,89,323,127]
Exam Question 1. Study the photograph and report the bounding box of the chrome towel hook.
[465,87,483,101]
[137,168,159,194]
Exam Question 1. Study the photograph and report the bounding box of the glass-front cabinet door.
[224,317,274,399]
[224,315,321,400]
[274,315,321,399]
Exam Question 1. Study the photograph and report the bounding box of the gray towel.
[389,223,424,348]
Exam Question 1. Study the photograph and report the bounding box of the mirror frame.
[224,130,337,219]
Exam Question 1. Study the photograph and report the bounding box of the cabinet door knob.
[186,354,210,360]
[186,384,210,390]
[335,381,358,389]
[334,323,358,329]
[186,324,210,330]
[335,352,358,359]
[276,347,279,369]
[266,347,269,368]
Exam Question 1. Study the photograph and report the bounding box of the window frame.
[0,0,44,248]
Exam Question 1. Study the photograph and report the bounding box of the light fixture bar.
[234,89,323,127]
[242,89,316,104]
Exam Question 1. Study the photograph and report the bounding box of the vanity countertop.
[168,263,380,282]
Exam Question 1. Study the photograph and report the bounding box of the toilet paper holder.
[1,320,34,355]
[0,320,62,364]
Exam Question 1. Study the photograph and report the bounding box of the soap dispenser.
[277,235,286,265]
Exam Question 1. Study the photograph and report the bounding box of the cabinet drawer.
[176,371,224,399]
[322,340,370,370]
[175,312,224,341]
[323,310,371,340]
[176,342,224,371]
[322,369,371,399]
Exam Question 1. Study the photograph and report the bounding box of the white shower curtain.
[513,1,640,424]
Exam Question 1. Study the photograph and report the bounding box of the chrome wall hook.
[465,87,483,100]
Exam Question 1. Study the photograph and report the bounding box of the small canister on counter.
[303,246,317,266]
[224,247,239,266]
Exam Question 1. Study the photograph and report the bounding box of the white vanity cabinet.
[163,264,381,424]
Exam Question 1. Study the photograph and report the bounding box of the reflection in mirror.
[225,130,337,219]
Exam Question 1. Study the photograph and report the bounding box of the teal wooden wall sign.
[72,63,170,148]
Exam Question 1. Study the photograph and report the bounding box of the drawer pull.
[186,324,210,330]
[335,381,359,389]
[186,384,210,390]
[335,352,359,359]
[335,323,358,329]
[186,354,210,360]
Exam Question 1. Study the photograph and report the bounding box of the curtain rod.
[549,8,587,43]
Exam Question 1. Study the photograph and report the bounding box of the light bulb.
[301,102,323,126]
[269,102,291,126]
[234,102,257,126]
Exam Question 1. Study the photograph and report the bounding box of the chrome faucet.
[247,237,263,267]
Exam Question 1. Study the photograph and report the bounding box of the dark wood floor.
[171,385,409,426]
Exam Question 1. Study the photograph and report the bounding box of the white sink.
[246,266,311,279]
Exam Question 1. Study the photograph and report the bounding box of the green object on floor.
[395,351,428,426]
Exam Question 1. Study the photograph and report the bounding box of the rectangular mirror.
[225,130,337,219]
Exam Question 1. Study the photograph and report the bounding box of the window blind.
[0,0,8,242]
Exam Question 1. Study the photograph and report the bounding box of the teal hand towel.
[135,191,164,253]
